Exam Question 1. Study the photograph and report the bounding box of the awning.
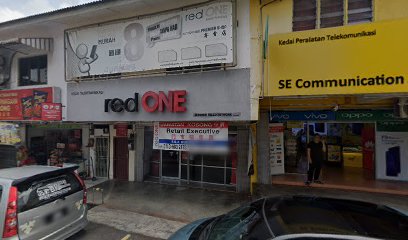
[0,38,52,54]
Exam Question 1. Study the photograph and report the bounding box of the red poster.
[0,87,54,121]
[41,103,62,121]
[115,124,128,137]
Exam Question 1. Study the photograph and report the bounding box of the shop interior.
[26,125,84,169]
[272,121,408,193]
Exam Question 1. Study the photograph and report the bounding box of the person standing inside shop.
[305,134,326,185]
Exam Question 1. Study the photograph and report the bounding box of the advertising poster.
[0,87,57,121]
[66,1,234,80]
[41,103,62,121]
[0,122,21,145]
[269,123,285,175]
[376,129,408,181]
[153,122,228,152]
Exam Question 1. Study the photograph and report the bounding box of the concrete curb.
[87,205,186,239]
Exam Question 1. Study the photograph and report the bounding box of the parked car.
[0,165,88,240]
[169,195,408,240]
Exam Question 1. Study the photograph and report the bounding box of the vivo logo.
[304,113,328,120]
[270,114,290,121]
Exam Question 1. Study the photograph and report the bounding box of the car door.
[16,171,86,240]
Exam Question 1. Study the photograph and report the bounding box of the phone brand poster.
[376,130,408,181]
[269,123,285,175]
[65,1,234,80]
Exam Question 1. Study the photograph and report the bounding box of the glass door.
[161,150,180,179]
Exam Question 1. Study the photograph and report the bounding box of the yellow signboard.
[266,18,408,96]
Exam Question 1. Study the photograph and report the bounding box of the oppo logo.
[341,113,373,119]
[104,90,187,113]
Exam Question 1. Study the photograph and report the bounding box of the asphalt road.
[68,222,161,240]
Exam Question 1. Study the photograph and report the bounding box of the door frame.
[113,136,129,180]
[95,136,109,178]
[159,150,181,180]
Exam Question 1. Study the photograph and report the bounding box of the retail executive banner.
[266,18,408,96]
[65,1,234,80]
[153,122,228,152]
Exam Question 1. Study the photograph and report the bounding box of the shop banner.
[266,18,408,96]
[269,111,335,122]
[0,87,59,121]
[376,131,408,181]
[41,103,62,121]
[153,122,228,152]
[269,123,285,175]
[0,122,21,145]
[65,1,234,80]
[335,110,395,121]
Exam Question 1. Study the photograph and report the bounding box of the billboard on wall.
[266,18,408,96]
[65,1,234,80]
[0,87,60,121]
[153,122,229,152]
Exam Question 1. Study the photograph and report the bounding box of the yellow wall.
[375,0,408,21]
[261,0,292,35]
[262,0,408,38]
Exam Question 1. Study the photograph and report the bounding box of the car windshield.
[202,197,408,240]
[203,198,273,240]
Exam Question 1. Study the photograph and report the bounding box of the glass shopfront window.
[143,126,237,186]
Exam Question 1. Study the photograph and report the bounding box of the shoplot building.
[2,0,408,195]
[0,0,261,192]
[255,0,408,193]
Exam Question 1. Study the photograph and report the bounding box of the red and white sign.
[269,123,285,175]
[0,87,59,121]
[153,122,228,152]
[41,103,62,121]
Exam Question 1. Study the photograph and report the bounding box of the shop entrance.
[113,137,129,180]
[161,150,180,178]
[275,121,378,191]
[143,127,237,189]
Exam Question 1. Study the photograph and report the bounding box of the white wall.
[235,0,251,69]
[4,26,67,119]
[1,0,251,121]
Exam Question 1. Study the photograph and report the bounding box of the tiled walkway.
[272,166,408,195]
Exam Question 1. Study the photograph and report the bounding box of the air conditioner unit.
[394,98,408,118]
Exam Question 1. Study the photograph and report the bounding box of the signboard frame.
[266,18,408,97]
[65,0,236,81]
[153,121,229,152]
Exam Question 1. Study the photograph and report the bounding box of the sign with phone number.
[153,122,229,152]
[65,1,234,80]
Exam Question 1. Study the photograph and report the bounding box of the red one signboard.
[41,103,62,121]
[0,87,58,121]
